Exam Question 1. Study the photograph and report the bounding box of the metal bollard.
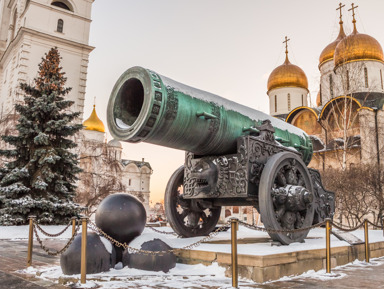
[364,219,370,263]
[27,216,36,267]
[325,218,332,273]
[71,217,77,237]
[80,216,88,284]
[231,218,238,288]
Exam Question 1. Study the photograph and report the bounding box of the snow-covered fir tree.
[0,48,82,225]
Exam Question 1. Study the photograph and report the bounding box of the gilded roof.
[83,105,105,133]
[334,26,384,68]
[267,55,308,92]
[319,22,346,66]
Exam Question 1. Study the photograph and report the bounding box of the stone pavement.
[1,239,384,288]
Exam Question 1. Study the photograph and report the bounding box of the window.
[129,179,131,186]
[381,70,383,90]
[301,94,304,106]
[329,74,334,97]
[274,95,277,112]
[364,67,368,88]
[57,19,64,33]
[346,70,350,90]
[51,1,72,11]
[287,93,291,111]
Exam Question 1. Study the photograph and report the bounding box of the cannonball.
[95,193,146,244]
[122,238,176,273]
[60,232,116,275]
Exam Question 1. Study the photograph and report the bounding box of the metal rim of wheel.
[259,152,314,245]
[164,166,222,238]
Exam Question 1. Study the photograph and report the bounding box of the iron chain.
[145,226,178,236]
[88,219,230,256]
[35,220,73,237]
[33,222,80,256]
[331,221,365,232]
[236,219,326,234]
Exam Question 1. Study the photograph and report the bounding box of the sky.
[82,0,384,204]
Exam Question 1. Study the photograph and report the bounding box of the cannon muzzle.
[107,67,312,163]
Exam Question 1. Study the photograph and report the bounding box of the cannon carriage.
[107,67,334,245]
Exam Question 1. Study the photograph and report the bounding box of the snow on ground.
[1,224,384,255]
[3,224,384,288]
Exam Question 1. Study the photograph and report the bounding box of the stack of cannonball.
[60,193,176,275]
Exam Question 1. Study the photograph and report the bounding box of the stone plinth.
[175,241,384,283]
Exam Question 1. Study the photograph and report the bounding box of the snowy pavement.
[1,225,384,288]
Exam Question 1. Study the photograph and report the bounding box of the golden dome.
[267,54,308,92]
[83,105,105,133]
[319,21,346,66]
[334,21,384,68]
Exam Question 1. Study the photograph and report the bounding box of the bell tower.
[0,0,94,122]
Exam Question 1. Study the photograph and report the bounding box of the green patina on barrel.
[107,67,313,164]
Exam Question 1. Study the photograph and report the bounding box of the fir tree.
[0,47,82,225]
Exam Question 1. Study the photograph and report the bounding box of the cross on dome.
[348,3,358,31]
[336,3,345,24]
[283,36,291,63]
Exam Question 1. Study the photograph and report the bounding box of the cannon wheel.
[165,166,221,237]
[259,152,314,245]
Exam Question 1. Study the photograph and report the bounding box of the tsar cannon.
[107,66,335,245]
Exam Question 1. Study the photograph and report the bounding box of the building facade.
[0,0,152,214]
[268,5,384,172]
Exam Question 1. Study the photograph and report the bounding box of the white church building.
[0,0,152,214]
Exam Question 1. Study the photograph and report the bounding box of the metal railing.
[26,215,384,287]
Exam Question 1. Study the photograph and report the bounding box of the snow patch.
[99,236,113,254]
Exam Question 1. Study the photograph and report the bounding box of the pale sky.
[82,0,384,204]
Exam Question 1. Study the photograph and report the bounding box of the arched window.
[51,1,73,12]
[329,74,334,97]
[287,93,291,111]
[274,95,277,112]
[381,70,383,90]
[301,94,304,106]
[364,67,368,88]
[57,19,64,33]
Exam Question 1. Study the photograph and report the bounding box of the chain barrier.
[145,226,178,236]
[366,220,384,230]
[236,219,327,234]
[32,222,80,256]
[34,220,73,237]
[88,219,230,256]
[331,220,365,232]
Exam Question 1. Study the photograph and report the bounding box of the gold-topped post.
[231,218,238,288]
[71,216,77,236]
[364,219,370,263]
[80,216,88,284]
[325,218,332,273]
[27,216,36,267]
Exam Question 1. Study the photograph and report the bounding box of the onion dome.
[83,105,105,133]
[108,139,122,148]
[319,19,346,66]
[334,12,384,68]
[267,43,308,92]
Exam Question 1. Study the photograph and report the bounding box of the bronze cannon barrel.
[107,66,313,164]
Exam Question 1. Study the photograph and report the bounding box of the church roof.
[319,18,346,66]
[267,43,308,92]
[83,105,105,133]
[121,159,152,170]
[334,14,383,68]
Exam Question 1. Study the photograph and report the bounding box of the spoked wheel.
[165,166,221,237]
[259,152,314,245]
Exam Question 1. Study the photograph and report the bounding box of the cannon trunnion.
[107,66,334,245]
